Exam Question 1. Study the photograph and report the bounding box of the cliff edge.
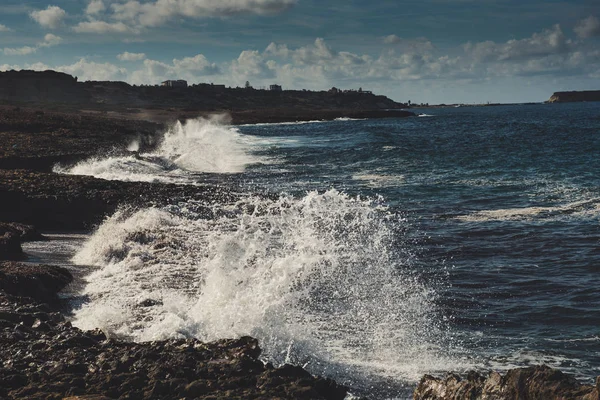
[547,90,600,103]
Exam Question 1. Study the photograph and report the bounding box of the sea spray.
[55,116,268,182]
[72,190,464,388]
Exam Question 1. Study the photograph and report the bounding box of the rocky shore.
[0,261,346,399]
[1,102,598,399]
[0,105,349,399]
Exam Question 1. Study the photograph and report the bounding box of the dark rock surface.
[0,106,162,171]
[0,233,24,261]
[0,263,347,400]
[414,366,600,400]
[0,261,72,304]
[0,169,239,230]
[0,221,45,241]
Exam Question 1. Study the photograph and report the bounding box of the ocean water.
[47,103,600,398]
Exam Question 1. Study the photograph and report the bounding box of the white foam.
[56,117,267,182]
[240,120,325,127]
[456,197,600,222]
[335,117,366,121]
[72,190,466,384]
[353,173,405,188]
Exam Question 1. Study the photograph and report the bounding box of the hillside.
[0,70,405,112]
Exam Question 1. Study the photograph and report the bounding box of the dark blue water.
[237,103,600,382]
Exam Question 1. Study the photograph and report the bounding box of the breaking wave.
[71,190,466,389]
[55,117,267,182]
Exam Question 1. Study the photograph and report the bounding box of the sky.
[0,0,599,104]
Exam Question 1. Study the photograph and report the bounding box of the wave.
[240,120,326,127]
[455,198,600,222]
[71,189,466,385]
[55,117,267,182]
[417,114,435,117]
[352,173,405,188]
[334,117,366,121]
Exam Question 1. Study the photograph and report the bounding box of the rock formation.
[547,90,600,103]
[413,366,600,400]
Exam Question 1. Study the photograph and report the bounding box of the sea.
[24,102,600,398]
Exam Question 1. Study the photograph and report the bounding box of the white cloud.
[40,34,62,47]
[2,34,62,56]
[73,20,134,34]
[2,46,38,56]
[463,24,571,63]
[109,0,296,28]
[57,59,128,81]
[29,5,67,29]
[574,15,600,39]
[231,50,276,81]
[0,24,12,32]
[118,52,147,61]
[129,54,221,84]
[86,0,106,15]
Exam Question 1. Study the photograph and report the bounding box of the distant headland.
[547,90,600,103]
[0,69,414,124]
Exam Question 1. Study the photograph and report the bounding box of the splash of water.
[55,116,266,182]
[72,190,465,389]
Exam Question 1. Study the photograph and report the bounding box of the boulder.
[0,262,72,303]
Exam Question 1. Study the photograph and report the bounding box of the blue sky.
[1,0,599,104]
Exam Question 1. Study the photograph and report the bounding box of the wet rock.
[0,262,72,304]
[413,365,600,400]
[0,222,45,242]
[0,233,24,261]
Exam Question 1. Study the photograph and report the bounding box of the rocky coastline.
[1,102,599,399]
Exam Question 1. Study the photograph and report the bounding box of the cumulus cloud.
[86,0,107,15]
[118,52,146,61]
[58,59,129,81]
[29,5,67,29]
[2,34,62,56]
[129,54,221,84]
[0,24,12,32]
[574,15,600,39]
[73,21,134,34]
[40,34,63,47]
[463,24,571,63]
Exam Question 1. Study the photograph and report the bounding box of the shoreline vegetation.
[0,70,599,399]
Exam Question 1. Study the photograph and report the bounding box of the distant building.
[161,80,187,88]
[269,84,282,92]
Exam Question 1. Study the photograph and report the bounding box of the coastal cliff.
[547,90,600,103]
